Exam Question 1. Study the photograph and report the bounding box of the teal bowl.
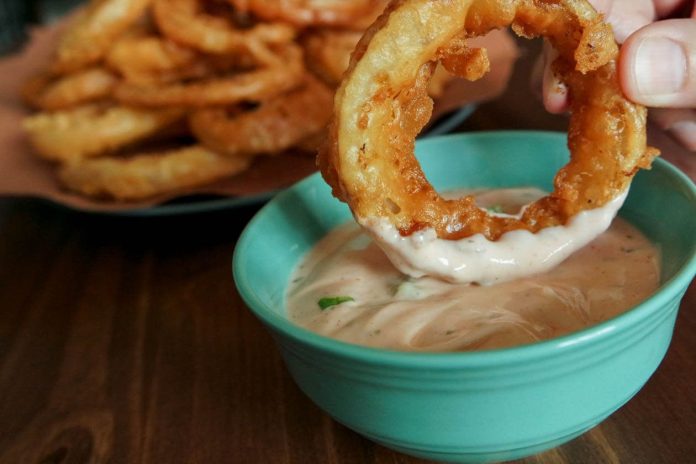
[233,131,696,463]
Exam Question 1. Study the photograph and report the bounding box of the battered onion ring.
[23,105,184,163]
[302,28,454,95]
[114,42,305,107]
[189,74,333,156]
[22,67,118,111]
[319,0,658,242]
[153,0,296,54]
[349,0,390,31]
[51,0,151,74]
[302,29,363,86]
[58,146,251,201]
[106,34,206,85]
[229,0,373,27]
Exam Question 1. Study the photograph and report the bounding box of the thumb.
[619,18,696,108]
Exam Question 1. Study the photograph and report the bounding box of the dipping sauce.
[287,189,660,352]
[360,188,628,285]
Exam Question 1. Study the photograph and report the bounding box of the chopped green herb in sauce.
[487,204,504,213]
[318,296,354,310]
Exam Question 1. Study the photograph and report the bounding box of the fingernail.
[633,37,687,97]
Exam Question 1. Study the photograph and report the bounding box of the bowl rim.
[233,130,696,368]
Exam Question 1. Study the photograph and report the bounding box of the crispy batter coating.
[23,105,184,163]
[52,0,151,73]
[153,0,295,54]
[106,34,205,85]
[319,0,658,241]
[229,0,373,27]
[22,67,118,110]
[302,28,454,96]
[114,41,305,107]
[302,29,363,86]
[189,75,333,156]
[59,146,250,201]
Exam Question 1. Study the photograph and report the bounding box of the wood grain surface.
[1,40,695,464]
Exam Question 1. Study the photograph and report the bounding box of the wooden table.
[1,40,694,464]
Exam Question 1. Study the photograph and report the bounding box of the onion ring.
[319,0,658,243]
[302,28,454,95]
[22,67,118,111]
[153,0,296,54]
[23,105,184,163]
[114,42,305,107]
[229,0,373,27]
[58,145,251,200]
[302,29,363,86]
[51,0,151,74]
[189,74,333,156]
[105,34,206,85]
[348,0,390,31]
[106,31,265,84]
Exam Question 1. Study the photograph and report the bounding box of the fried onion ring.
[302,28,454,95]
[153,0,295,54]
[229,0,373,27]
[51,0,151,74]
[114,42,305,107]
[189,74,333,156]
[348,0,390,31]
[105,34,205,85]
[319,0,658,244]
[302,29,363,86]
[58,145,250,200]
[23,105,184,163]
[22,67,118,111]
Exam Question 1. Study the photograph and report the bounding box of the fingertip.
[542,66,569,114]
[541,43,569,114]
[543,82,570,114]
[671,120,696,151]
[649,108,696,151]
[618,33,641,102]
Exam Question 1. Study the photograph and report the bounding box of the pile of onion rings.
[21,0,405,201]
[320,0,658,249]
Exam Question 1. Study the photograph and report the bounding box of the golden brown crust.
[114,42,305,107]
[153,0,296,54]
[319,0,658,241]
[189,75,333,156]
[302,27,455,96]
[51,0,152,74]
[105,34,206,85]
[23,105,184,163]
[301,29,363,86]
[58,145,250,201]
[22,67,118,110]
[229,0,374,27]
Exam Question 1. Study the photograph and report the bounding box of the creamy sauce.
[287,189,660,352]
[360,189,628,284]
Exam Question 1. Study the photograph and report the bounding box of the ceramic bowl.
[233,131,696,463]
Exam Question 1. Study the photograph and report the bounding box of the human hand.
[536,0,696,150]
